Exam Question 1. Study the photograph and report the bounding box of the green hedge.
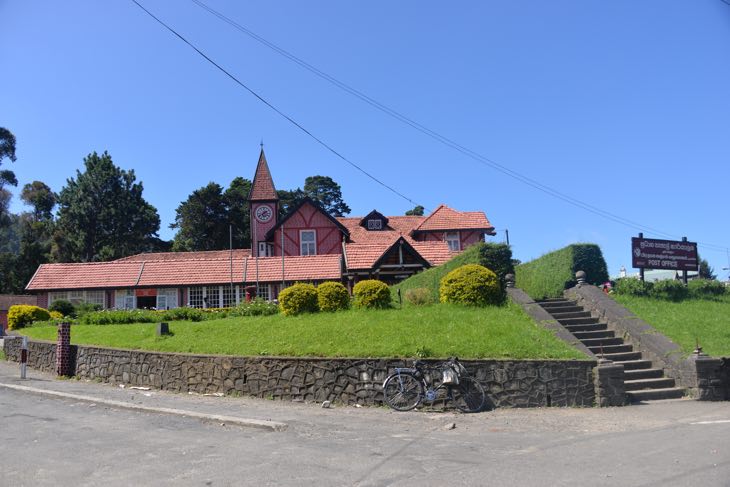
[515,244,608,299]
[392,242,514,304]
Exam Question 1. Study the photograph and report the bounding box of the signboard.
[631,237,698,271]
[135,288,157,297]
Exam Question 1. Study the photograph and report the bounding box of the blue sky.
[2,1,729,278]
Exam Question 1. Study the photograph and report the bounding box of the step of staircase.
[557,317,601,326]
[602,351,643,362]
[572,330,615,340]
[540,305,583,314]
[615,359,653,371]
[624,377,677,391]
[624,368,664,380]
[551,311,593,319]
[626,388,685,402]
[538,300,576,309]
[581,337,624,347]
[564,323,608,333]
[588,344,634,355]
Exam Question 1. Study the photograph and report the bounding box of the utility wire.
[130,0,425,211]
[189,0,729,254]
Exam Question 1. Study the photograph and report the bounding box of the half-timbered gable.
[265,197,349,257]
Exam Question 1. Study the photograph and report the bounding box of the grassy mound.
[515,244,608,299]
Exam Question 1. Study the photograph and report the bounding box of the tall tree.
[170,182,229,251]
[53,151,160,262]
[276,188,306,217]
[223,177,252,249]
[698,258,716,280]
[405,205,424,216]
[303,175,350,216]
[21,181,57,221]
[0,127,18,225]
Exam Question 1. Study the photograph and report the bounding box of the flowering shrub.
[8,305,51,330]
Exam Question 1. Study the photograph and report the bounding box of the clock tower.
[248,148,279,257]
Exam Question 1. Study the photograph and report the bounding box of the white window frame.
[86,290,105,307]
[156,288,178,310]
[258,242,273,257]
[115,289,136,310]
[446,231,461,252]
[188,286,204,308]
[257,284,271,301]
[300,230,317,256]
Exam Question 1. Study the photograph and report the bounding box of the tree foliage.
[698,258,716,280]
[53,151,160,262]
[0,127,18,225]
[303,175,350,216]
[405,205,424,216]
[171,178,252,251]
[21,181,56,221]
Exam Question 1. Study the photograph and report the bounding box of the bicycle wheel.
[452,377,486,413]
[383,372,424,411]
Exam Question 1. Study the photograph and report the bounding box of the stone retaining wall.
[4,337,597,408]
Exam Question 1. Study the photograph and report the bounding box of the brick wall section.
[56,322,72,376]
[3,337,596,408]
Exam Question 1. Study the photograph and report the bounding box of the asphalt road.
[1,361,729,486]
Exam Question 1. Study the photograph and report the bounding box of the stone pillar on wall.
[688,350,728,401]
[56,322,72,376]
[594,359,625,407]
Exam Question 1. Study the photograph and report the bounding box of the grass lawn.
[613,294,730,357]
[20,303,585,360]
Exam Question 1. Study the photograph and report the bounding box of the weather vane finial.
[260,138,264,150]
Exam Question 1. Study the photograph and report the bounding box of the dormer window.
[360,210,389,231]
[367,219,382,230]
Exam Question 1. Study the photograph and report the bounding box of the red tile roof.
[338,216,455,268]
[248,149,278,201]
[117,249,251,262]
[26,255,342,291]
[414,204,494,233]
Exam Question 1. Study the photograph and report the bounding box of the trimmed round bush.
[614,278,653,297]
[317,282,350,312]
[353,280,391,309]
[49,299,75,317]
[279,283,319,316]
[7,305,51,330]
[650,279,688,301]
[439,264,501,306]
[688,279,726,298]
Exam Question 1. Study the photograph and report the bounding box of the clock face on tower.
[255,205,273,223]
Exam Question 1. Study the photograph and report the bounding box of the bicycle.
[382,357,486,413]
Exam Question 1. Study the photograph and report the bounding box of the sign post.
[632,235,699,280]
[20,336,28,379]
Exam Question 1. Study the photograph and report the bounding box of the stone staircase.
[538,298,685,402]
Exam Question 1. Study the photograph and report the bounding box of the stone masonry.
[3,337,597,408]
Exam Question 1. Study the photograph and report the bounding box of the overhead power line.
[189,0,728,254]
[130,0,425,211]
